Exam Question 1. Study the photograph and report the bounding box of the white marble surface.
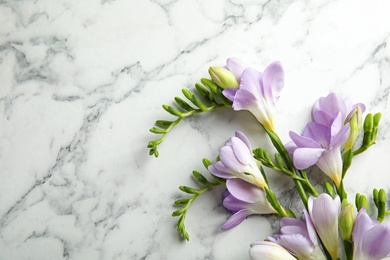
[1,0,390,259]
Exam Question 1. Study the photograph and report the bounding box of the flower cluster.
[148,57,388,259]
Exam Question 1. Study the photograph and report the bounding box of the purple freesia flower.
[221,179,276,230]
[287,113,350,187]
[312,92,366,127]
[249,241,296,260]
[268,210,326,259]
[308,194,341,260]
[313,92,366,151]
[352,208,390,260]
[223,61,284,132]
[208,131,267,188]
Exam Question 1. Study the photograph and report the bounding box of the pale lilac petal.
[277,234,313,259]
[223,193,250,212]
[330,123,350,148]
[226,179,263,203]
[250,241,296,260]
[309,194,340,260]
[293,147,325,169]
[361,224,390,259]
[280,217,306,229]
[222,88,238,101]
[289,131,322,149]
[226,57,248,81]
[316,148,343,186]
[315,93,347,122]
[231,88,258,111]
[209,162,234,179]
[219,145,243,172]
[235,131,252,151]
[262,61,284,102]
[304,210,317,245]
[280,225,308,237]
[239,67,263,98]
[284,141,297,155]
[353,208,378,256]
[221,209,251,230]
[302,122,330,145]
[312,110,334,127]
[230,136,253,165]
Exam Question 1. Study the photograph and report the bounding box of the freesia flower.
[249,241,296,260]
[308,194,341,260]
[287,113,350,187]
[352,208,390,260]
[268,210,326,259]
[223,61,284,132]
[312,92,365,150]
[208,131,267,188]
[221,179,276,230]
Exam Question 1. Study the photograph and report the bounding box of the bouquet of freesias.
[147,58,389,260]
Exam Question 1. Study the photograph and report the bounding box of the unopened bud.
[208,67,239,89]
[339,199,356,240]
[355,193,369,212]
[345,106,363,150]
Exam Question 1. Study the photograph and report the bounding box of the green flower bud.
[339,199,356,241]
[208,66,239,89]
[345,106,363,150]
[355,193,369,212]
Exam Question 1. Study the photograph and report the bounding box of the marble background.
[1,0,390,259]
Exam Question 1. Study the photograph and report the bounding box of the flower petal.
[219,145,243,172]
[277,234,313,259]
[309,194,340,260]
[361,224,390,259]
[240,67,263,99]
[289,131,322,149]
[230,136,253,165]
[223,192,249,212]
[226,179,263,203]
[231,88,258,111]
[302,122,330,146]
[262,61,284,102]
[293,147,325,169]
[223,88,238,101]
[250,241,296,260]
[208,162,234,179]
[226,57,248,81]
[221,209,251,230]
[235,131,252,151]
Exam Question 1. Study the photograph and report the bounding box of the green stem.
[343,240,353,260]
[337,180,348,201]
[262,126,310,208]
